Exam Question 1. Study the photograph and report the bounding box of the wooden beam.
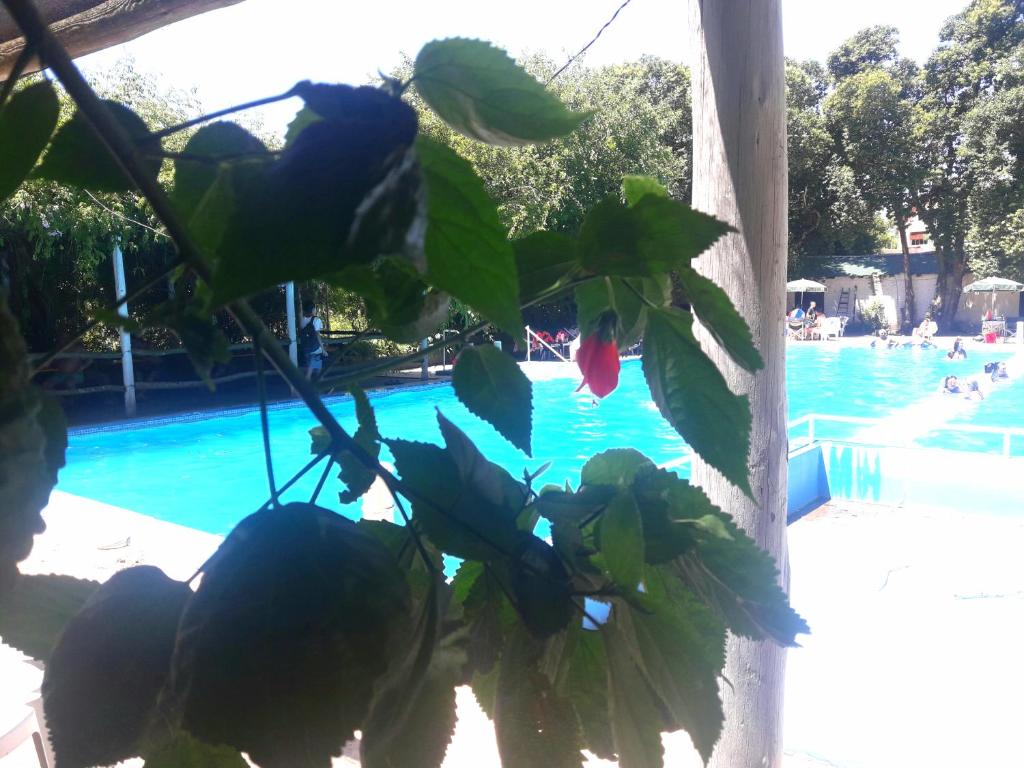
[0,0,243,80]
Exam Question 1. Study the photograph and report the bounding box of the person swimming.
[943,374,984,400]
[947,337,967,360]
[984,361,1008,382]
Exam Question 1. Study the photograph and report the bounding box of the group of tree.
[788,0,1024,330]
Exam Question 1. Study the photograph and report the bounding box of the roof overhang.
[1,0,243,80]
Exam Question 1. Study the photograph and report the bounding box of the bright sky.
[78,0,970,135]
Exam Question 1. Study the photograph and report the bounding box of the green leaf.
[414,38,590,145]
[331,259,449,343]
[603,623,665,768]
[90,307,142,333]
[42,566,192,768]
[676,265,763,372]
[597,491,644,592]
[284,106,322,146]
[173,503,411,768]
[36,100,159,192]
[513,231,579,303]
[142,732,247,768]
[630,467,714,564]
[0,574,98,661]
[209,86,420,304]
[579,196,733,277]
[453,560,514,675]
[642,307,753,497]
[581,449,656,488]
[494,628,583,768]
[171,121,267,222]
[621,568,726,763]
[337,387,382,504]
[417,135,523,335]
[452,344,533,455]
[144,302,230,389]
[0,80,59,203]
[575,275,669,350]
[561,629,615,759]
[621,175,669,207]
[508,536,574,639]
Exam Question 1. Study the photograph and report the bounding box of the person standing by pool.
[299,303,325,380]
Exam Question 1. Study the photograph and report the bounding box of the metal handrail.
[524,325,570,363]
[789,412,1024,458]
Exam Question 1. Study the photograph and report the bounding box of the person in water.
[984,361,1009,382]
[943,375,984,400]
[947,337,967,360]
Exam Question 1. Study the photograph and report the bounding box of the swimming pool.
[60,344,1024,534]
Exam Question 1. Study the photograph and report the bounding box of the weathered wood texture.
[688,1,790,767]
[0,0,242,80]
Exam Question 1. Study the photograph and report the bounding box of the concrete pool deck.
[2,493,1022,767]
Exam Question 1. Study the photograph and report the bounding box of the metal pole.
[112,243,136,416]
[419,338,429,380]
[285,282,298,367]
[525,325,531,362]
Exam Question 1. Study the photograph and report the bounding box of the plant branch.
[254,338,278,505]
[0,41,35,108]
[148,86,301,140]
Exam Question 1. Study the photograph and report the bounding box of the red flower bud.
[576,334,620,398]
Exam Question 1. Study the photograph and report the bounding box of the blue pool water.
[60,344,1024,535]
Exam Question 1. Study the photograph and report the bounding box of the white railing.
[524,325,570,363]
[789,413,1024,458]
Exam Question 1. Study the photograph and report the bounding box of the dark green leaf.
[495,628,583,768]
[562,629,615,759]
[36,100,159,192]
[581,449,656,488]
[0,574,98,661]
[603,623,665,768]
[331,259,449,343]
[452,344,533,455]
[509,536,574,638]
[210,86,420,304]
[621,175,669,207]
[676,512,809,647]
[436,411,528,512]
[142,732,247,768]
[575,275,669,350]
[676,265,763,372]
[283,106,321,146]
[597,491,644,592]
[337,387,381,504]
[145,302,230,389]
[621,568,726,763]
[171,121,267,222]
[579,196,733,277]
[43,566,191,768]
[631,467,713,564]
[513,231,579,303]
[536,485,615,526]
[417,135,523,335]
[90,307,142,333]
[453,560,514,675]
[173,503,411,767]
[0,80,59,203]
[414,38,590,145]
[642,307,753,497]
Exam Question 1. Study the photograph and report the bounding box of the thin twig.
[548,0,636,83]
[309,457,335,504]
[256,449,331,514]
[148,86,301,140]
[254,338,278,504]
[85,190,169,239]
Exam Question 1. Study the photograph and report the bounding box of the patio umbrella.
[786,278,826,309]
[962,276,1024,315]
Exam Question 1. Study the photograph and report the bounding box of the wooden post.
[688,2,790,767]
[285,282,298,367]
[111,242,136,416]
[419,338,429,380]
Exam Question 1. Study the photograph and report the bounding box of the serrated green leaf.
[597,491,644,592]
[513,231,579,303]
[604,623,665,768]
[495,628,583,768]
[452,345,532,455]
[622,175,669,207]
[417,135,522,335]
[36,100,159,192]
[561,629,615,759]
[0,80,59,203]
[631,467,712,564]
[172,121,267,222]
[142,732,247,768]
[173,503,411,767]
[43,566,192,768]
[642,307,753,497]
[336,387,381,504]
[579,196,733,277]
[508,536,574,638]
[676,265,763,372]
[581,449,656,488]
[575,275,669,350]
[622,567,726,763]
[414,38,590,145]
[0,573,98,661]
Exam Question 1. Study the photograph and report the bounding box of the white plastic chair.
[822,317,842,341]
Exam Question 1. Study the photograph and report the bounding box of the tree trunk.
[931,246,967,332]
[688,2,790,768]
[896,221,915,331]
